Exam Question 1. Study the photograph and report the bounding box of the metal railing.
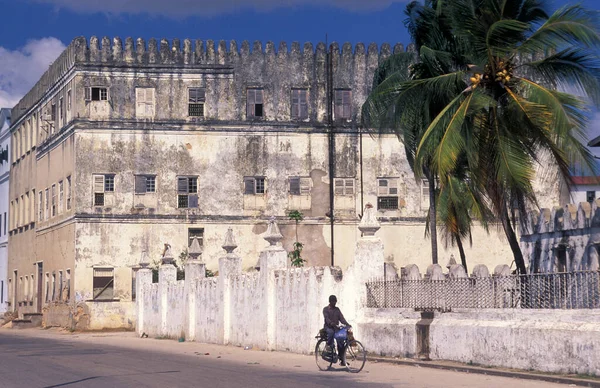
[365,271,600,310]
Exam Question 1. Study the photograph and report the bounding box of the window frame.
[291,88,308,120]
[289,176,311,196]
[58,180,64,214]
[188,228,204,248]
[93,174,115,207]
[334,89,352,120]
[66,176,72,210]
[334,178,355,196]
[85,87,109,102]
[135,87,156,118]
[177,176,199,209]
[244,176,266,195]
[246,88,264,119]
[92,267,114,301]
[135,175,157,194]
[377,178,400,211]
[188,87,206,117]
[51,184,57,217]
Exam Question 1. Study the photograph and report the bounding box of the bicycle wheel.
[345,340,366,373]
[315,339,334,371]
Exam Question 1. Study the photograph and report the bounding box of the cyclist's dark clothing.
[323,306,349,329]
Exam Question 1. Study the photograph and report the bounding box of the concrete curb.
[369,356,600,387]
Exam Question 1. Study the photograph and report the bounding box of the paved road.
[0,329,572,388]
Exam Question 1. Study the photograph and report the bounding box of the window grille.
[85,87,108,101]
[189,88,205,117]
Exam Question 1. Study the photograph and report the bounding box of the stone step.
[11,319,35,329]
[23,313,43,327]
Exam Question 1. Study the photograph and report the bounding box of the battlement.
[521,199,600,235]
[12,36,411,123]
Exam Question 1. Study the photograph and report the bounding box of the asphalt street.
[0,329,575,388]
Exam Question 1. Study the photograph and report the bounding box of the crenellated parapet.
[520,199,600,236]
[12,36,410,123]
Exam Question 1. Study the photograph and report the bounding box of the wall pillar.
[219,228,242,344]
[159,245,177,337]
[347,204,384,330]
[184,240,205,341]
[135,267,152,336]
[259,217,288,350]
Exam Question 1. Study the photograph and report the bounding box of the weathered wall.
[429,309,600,375]
[520,200,600,273]
[137,217,600,376]
[0,109,10,314]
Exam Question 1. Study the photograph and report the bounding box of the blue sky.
[0,0,599,139]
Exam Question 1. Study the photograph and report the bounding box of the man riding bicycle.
[323,295,351,366]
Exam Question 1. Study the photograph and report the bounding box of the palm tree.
[414,0,600,273]
[434,170,492,273]
[362,0,469,265]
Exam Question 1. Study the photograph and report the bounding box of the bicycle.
[314,326,367,373]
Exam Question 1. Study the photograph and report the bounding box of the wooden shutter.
[300,178,311,195]
[345,179,355,195]
[244,177,255,194]
[145,88,155,116]
[135,176,147,194]
[389,179,398,195]
[85,87,91,101]
[289,177,300,195]
[247,89,255,117]
[178,177,189,193]
[188,194,199,208]
[378,179,389,195]
[335,179,344,195]
[93,175,104,193]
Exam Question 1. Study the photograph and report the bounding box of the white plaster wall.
[194,277,221,343]
[359,308,420,358]
[429,309,600,375]
[0,116,9,314]
[229,272,265,348]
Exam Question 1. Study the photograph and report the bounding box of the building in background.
[7,37,563,329]
[0,108,11,315]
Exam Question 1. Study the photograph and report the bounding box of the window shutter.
[300,178,311,195]
[345,179,355,195]
[188,194,199,208]
[335,179,344,195]
[85,87,91,101]
[178,177,189,193]
[136,88,145,114]
[135,176,147,194]
[389,179,398,195]
[244,177,255,194]
[94,175,104,193]
[378,179,388,195]
[146,88,155,116]
[289,177,300,195]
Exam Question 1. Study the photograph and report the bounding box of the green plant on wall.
[288,210,305,267]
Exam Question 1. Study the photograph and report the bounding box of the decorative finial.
[139,250,150,269]
[161,243,174,265]
[358,203,380,237]
[264,216,283,246]
[188,237,203,261]
[222,227,238,254]
[446,254,457,269]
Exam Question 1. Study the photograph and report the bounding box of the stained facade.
[0,108,10,314]
[7,36,561,328]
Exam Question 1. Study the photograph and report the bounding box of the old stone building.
[7,36,561,329]
[0,108,10,314]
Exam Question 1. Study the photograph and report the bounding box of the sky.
[0,0,599,146]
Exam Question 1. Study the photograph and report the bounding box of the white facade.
[0,108,11,314]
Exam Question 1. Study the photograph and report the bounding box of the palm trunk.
[427,172,438,265]
[456,236,467,274]
[500,203,527,274]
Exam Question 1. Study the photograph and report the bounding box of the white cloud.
[33,0,406,17]
[0,37,66,109]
